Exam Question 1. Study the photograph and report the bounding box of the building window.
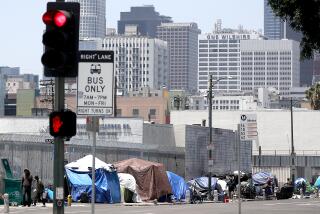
[116,109,122,116]
[149,109,156,117]
[132,109,139,116]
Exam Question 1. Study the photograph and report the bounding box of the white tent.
[65,155,115,172]
[117,173,142,203]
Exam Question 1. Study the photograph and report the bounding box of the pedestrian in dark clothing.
[21,169,33,207]
[33,176,46,207]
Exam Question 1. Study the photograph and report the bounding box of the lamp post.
[207,74,233,200]
[290,97,297,184]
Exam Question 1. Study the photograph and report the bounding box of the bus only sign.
[77,51,114,116]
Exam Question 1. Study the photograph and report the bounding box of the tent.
[252,172,273,185]
[65,168,121,203]
[314,176,320,188]
[66,169,91,202]
[65,155,115,172]
[92,168,121,203]
[166,171,187,201]
[65,155,121,203]
[217,179,227,192]
[118,173,142,202]
[294,177,306,186]
[114,158,172,201]
[187,177,218,191]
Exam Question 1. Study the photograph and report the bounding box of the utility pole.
[208,74,213,200]
[114,77,117,117]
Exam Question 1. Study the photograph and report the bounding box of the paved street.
[1,199,320,214]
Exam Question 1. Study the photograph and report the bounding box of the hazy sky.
[0,0,263,77]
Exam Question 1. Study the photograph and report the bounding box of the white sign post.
[77,51,114,214]
[240,114,257,141]
[238,114,257,214]
[77,51,114,116]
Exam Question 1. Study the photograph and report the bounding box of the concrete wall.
[143,123,175,147]
[183,125,252,180]
[0,136,185,185]
[171,110,320,155]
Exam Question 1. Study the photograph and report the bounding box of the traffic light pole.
[53,3,65,214]
[53,77,65,214]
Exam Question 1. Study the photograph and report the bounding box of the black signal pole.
[53,2,65,214]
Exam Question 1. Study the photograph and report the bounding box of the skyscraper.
[157,23,201,92]
[264,0,313,86]
[67,0,106,38]
[102,34,169,94]
[264,0,284,40]
[198,25,263,93]
[118,5,172,38]
[241,40,300,96]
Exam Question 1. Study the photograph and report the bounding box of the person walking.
[21,169,33,207]
[33,176,46,207]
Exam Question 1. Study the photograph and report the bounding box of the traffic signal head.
[41,2,80,77]
[49,111,77,138]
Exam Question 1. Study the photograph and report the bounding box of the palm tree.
[306,83,320,110]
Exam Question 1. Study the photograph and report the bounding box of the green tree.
[268,0,320,59]
[305,83,320,110]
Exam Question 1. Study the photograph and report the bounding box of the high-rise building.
[0,72,4,116]
[102,34,169,94]
[264,0,284,40]
[312,53,320,84]
[264,0,313,86]
[241,40,300,96]
[0,66,20,77]
[198,26,263,93]
[157,23,201,92]
[67,0,106,38]
[118,5,172,38]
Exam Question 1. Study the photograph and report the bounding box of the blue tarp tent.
[252,172,272,185]
[166,171,187,201]
[65,168,121,203]
[66,169,92,202]
[187,177,218,190]
[91,168,121,203]
[314,176,320,188]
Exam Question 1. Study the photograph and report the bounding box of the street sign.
[77,51,114,116]
[240,114,257,141]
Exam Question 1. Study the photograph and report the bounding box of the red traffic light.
[49,111,77,137]
[42,10,69,27]
[52,115,64,133]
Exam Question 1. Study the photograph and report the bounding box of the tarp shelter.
[93,168,121,203]
[252,172,273,185]
[65,155,120,203]
[187,177,218,191]
[314,176,320,188]
[294,177,306,186]
[114,158,172,201]
[65,168,121,203]
[166,171,187,201]
[118,173,142,202]
[65,169,91,202]
[65,155,115,172]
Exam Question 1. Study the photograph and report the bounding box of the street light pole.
[207,75,232,200]
[290,97,296,184]
[208,74,213,200]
